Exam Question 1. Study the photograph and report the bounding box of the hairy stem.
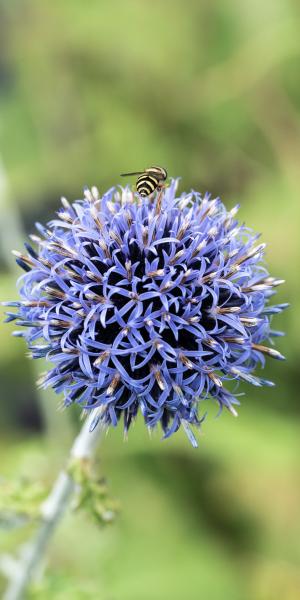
[2,411,103,600]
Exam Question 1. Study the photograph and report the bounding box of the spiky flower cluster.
[4,180,286,446]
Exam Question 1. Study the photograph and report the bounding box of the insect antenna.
[120,171,144,177]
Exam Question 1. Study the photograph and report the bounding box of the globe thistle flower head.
[4,180,286,446]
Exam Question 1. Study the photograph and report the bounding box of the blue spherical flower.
[4,180,286,446]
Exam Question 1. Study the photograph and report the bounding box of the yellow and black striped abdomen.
[136,174,159,197]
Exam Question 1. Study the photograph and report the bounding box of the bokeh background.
[0,1,299,599]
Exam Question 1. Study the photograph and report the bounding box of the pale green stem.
[1,410,103,600]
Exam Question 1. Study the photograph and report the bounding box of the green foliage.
[0,461,117,535]
[1,411,300,599]
[29,575,98,600]
[0,477,47,529]
[68,458,119,526]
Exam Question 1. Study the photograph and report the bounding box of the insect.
[120,166,167,197]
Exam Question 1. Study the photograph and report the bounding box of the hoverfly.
[120,166,167,197]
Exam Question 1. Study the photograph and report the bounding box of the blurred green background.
[0,1,299,598]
